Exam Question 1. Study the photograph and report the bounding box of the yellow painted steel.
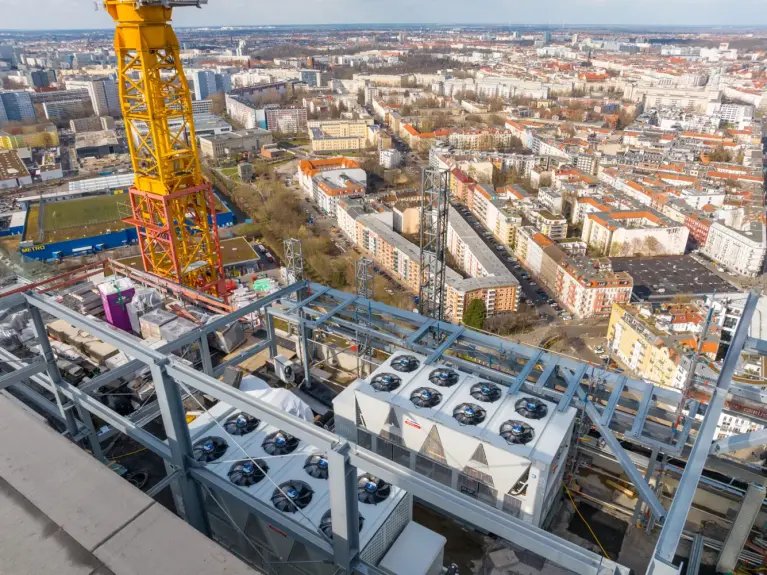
[105,0,224,294]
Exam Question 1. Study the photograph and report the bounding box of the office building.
[0,91,35,123]
[43,99,91,121]
[198,129,273,160]
[308,119,370,153]
[65,78,120,118]
[215,73,232,94]
[300,69,330,88]
[194,70,217,101]
[29,70,56,89]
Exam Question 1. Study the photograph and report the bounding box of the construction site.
[1,2,767,575]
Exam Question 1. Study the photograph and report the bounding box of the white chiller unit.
[333,352,577,526]
[185,377,446,575]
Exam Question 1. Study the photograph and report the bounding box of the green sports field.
[23,193,230,244]
[24,195,131,244]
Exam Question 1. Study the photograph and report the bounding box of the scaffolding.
[418,168,450,321]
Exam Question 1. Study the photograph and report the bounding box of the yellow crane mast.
[105,0,226,299]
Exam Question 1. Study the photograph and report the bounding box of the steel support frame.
[8,288,635,575]
[710,427,767,455]
[577,387,667,520]
[651,291,759,569]
[16,283,744,573]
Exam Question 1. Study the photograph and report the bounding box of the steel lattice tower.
[106,0,225,299]
[284,238,304,284]
[418,169,450,321]
[355,257,374,375]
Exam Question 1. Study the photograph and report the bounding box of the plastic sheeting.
[239,375,314,422]
[127,287,164,335]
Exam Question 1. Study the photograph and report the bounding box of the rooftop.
[0,150,29,181]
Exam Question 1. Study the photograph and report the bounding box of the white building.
[703,219,766,277]
[379,148,402,169]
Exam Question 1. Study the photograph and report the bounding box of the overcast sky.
[1,0,766,30]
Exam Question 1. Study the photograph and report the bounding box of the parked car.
[529,281,537,286]
[495,245,505,251]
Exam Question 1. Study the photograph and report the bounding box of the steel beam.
[212,340,270,377]
[406,319,437,345]
[29,305,79,436]
[509,350,543,395]
[577,387,666,520]
[687,535,704,575]
[285,285,330,314]
[200,335,213,376]
[652,291,759,567]
[677,400,699,448]
[349,445,621,575]
[558,364,588,411]
[534,358,559,392]
[310,296,359,329]
[149,364,210,536]
[630,385,654,437]
[327,442,360,572]
[79,359,147,394]
[601,376,627,426]
[711,428,767,456]
[425,327,465,365]
[0,359,46,391]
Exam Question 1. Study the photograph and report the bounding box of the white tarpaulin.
[239,375,314,422]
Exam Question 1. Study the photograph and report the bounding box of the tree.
[462,299,487,329]
[357,88,366,106]
[210,91,226,115]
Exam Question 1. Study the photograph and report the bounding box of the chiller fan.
[272,480,314,513]
[515,397,548,420]
[500,420,535,445]
[470,382,502,403]
[357,474,391,505]
[192,436,228,463]
[452,403,486,426]
[428,367,459,387]
[228,459,268,487]
[370,372,402,392]
[263,431,300,455]
[224,413,260,436]
[390,355,420,373]
[320,510,364,540]
[410,387,442,408]
[303,454,329,479]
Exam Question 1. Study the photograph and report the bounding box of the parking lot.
[451,203,567,323]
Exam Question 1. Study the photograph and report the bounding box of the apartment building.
[193,70,217,102]
[528,209,568,241]
[225,95,261,129]
[307,168,366,217]
[581,209,689,257]
[515,226,633,319]
[606,302,719,390]
[703,218,767,277]
[198,129,273,160]
[297,157,364,195]
[337,199,519,323]
[447,129,516,151]
[308,119,371,153]
[469,184,521,246]
[64,78,120,117]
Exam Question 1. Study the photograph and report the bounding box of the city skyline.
[1,0,766,31]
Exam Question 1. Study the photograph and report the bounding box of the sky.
[1,0,766,30]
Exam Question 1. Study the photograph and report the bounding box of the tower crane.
[104,0,226,299]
